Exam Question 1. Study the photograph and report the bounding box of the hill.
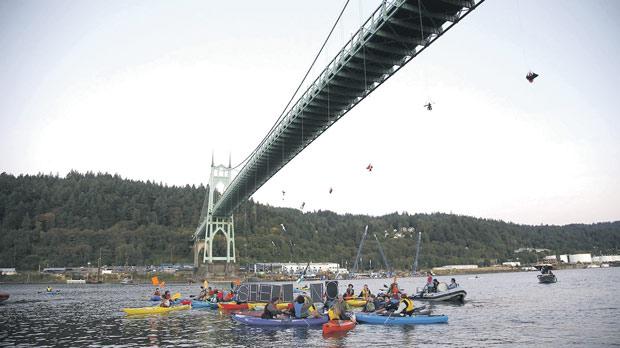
[1,172,618,270]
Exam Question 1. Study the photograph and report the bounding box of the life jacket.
[400,298,414,315]
[327,308,340,320]
[360,288,371,298]
[293,302,305,318]
[390,283,399,295]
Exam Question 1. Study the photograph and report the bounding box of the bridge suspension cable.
[212,0,486,217]
[230,0,352,171]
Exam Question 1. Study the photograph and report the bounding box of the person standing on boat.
[425,272,434,291]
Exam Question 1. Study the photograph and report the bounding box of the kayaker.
[261,297,286,319]
[447,278,459,289]
[388,282,400,296]
[293,295,315,318]
[343,284,355,299]
[361,294,376,312]
[197,286,207,300]
[328,295,356,323]
[358,284,372,299]
[392,293,415,316]
[46,286,53,293]
[153,288,161,296]
[160,290,172,308]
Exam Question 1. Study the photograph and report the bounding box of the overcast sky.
[1,0,619,226]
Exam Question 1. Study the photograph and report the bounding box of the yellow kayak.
[248,302,292,310]
[345,299,367,307]
[123,304,191,315]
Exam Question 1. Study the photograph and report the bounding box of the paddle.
[172,293,181,301]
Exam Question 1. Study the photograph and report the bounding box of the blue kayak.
[355,313,448,325]
[191,300,218,309]
[150,296,161,301]
[232,314,328,327]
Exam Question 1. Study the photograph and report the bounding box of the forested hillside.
[1,172,618,270]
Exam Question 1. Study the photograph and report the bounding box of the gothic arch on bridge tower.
[204,215,236,264]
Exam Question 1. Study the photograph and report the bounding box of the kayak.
[232,314,329,327]
[345,299,367,307]
[322,320,355,334]
[218,302,250,310]
[150,296,161,301]
[355,313,448,325]
[246,302,292,311]
[191,300,218,309]
[0,292,9,303]
[123,305,191,315]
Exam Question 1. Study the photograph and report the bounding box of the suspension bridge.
[193,0,485,269]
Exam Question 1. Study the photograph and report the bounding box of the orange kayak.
[322,320,355,335]
[218,302,249,310]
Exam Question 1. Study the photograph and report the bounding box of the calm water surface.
[1,268,619,347]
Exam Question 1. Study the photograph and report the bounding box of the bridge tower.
[194,155,236,273]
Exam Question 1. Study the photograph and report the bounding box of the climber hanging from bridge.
[424,102,433,111]
[526,71,539,83]
[366,164,373,172]
[329,187,333,194]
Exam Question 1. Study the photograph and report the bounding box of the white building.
[255,262,340,274]
[434,265,478,270]
[568,253,592,264]
[543,255,558,262]
[502,262,521,267]
[592,255,620,263]
[0,268,17,275]
[559,255,568,263]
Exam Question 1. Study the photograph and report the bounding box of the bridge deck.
[211,0,484,218]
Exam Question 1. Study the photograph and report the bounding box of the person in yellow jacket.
[327,295,356,323]
[358,284,372,299]
[393,294,415,316]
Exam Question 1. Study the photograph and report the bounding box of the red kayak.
[322,320,355,335]
[218,302,249,310]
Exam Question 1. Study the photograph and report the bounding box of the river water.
[1,268,619,347]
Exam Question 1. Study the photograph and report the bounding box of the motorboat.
[537,273,557,283]
[0,291,9,303]
[412,283,466,303]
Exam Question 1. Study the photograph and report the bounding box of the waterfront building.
[0,268,17,275]
[502,262,521,267]
[433,265,478,270]
[568,254,592,264]
[592,255,620,263]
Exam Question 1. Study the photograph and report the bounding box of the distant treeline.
[1,172,619,270]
